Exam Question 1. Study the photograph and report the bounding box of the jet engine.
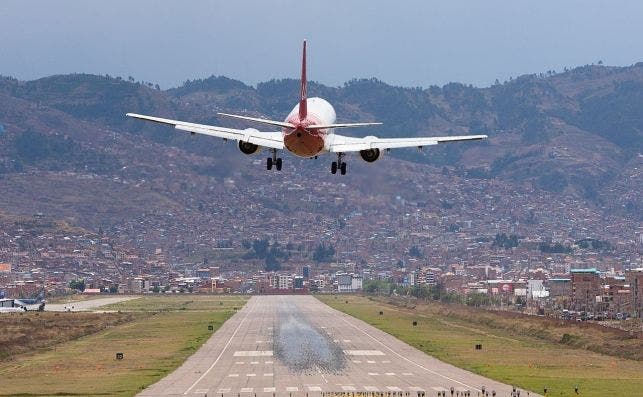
[238,129,261,155]
[359,148,381,162]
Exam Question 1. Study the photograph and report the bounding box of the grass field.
[0,295,247,397]
[318,295,643,397]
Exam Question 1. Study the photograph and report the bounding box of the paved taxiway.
[45,296,138,311]
[139,295,534,396]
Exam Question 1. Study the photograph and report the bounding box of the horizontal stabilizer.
[308,122,382,130]
[217,112,294,129]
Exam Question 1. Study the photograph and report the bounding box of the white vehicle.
[127,41,486,175]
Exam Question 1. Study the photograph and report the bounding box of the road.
[45,296,138,311]
[140,295,531,396]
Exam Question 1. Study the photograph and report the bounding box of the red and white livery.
[127,41,486,175]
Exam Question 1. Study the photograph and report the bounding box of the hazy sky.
[1,1,642,89]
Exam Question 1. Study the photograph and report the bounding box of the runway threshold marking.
[233,350,273,356]
[337,311,480,392]
[344,349,385,356]
[183,300,255,395]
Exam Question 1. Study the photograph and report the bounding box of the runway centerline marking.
[337,308,480,392]
[183,300,256,395]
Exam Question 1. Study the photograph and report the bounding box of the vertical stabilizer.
[299,40,307,121]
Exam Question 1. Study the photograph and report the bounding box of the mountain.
[0,63,641,235]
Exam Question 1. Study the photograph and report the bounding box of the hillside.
[0,65,641,250]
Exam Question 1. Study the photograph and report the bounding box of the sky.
[1,0,643,89]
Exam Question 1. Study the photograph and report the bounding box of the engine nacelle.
[359,148,381,163]
[238,129,261,155]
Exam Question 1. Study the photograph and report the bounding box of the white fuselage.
[282,97,336,157]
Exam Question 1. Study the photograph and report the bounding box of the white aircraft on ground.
[127,41,487,175]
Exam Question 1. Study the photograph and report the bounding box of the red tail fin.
[298,40,307,121]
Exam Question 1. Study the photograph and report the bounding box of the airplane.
[126,41,487,175]
[0,297,45,313]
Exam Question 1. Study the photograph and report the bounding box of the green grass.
[318,295,643,397]
[0,295,248,396]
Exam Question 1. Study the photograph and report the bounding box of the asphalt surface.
[139,295,536,396]
[45,296,138,311]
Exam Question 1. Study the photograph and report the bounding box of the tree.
[312,243,335,262]
[408,245,423,258]
[69,279,85,292]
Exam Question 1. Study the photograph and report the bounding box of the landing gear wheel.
[276,158,282,171]
[331,161,338,174]
[267,157,273,170]
[340,162,347,175]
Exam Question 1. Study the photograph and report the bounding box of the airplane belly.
[284,130,325,157]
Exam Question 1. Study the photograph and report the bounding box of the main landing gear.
[331,152,347,175]
[267,149,282,171]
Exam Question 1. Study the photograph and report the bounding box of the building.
[571,268,601,312]
[278,274,290,290]
[547,278,572,298]
[626,268,643,318]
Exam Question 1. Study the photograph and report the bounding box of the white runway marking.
[264,387,276,393]
[308,386,322,391]
[352,360,362,364]
[342,386,357,391]
[240,387,253,393]
[409,387,425,392]
[195,390,208,394]
[366,360,376,364]
[263,373,273,377]
[402,372,414,376]
[183,301,255,395]
[381,360,391,363]
[387,386,403,391]
[246,373,256,377]
[250,361,259,364]
[286,387,299,392]
[368,372,379,376]
[233,350,273,357]
[228,374,239,377]
[432,387,448,392]
[364,386,379,392]
[343,339,351,342]
[344,349,385,356]
[385,372,396,376]
[234,361,244,365]
[264,360,273,364]
[217,388,231,393]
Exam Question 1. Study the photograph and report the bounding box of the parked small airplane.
[127,41,486,175]
[0,297,45,313]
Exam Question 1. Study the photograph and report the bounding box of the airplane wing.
[126,113,284,150]
[327,133,487,152]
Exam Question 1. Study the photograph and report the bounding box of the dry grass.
[0,311,134,359]
[319,295,643,397]
[0,295,246,397]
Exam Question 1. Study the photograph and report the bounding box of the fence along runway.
[138,296,534,397]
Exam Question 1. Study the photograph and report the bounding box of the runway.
[45,296,138,311]
[139,295,530,396]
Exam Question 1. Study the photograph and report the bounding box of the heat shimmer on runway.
[138,295,532,396]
